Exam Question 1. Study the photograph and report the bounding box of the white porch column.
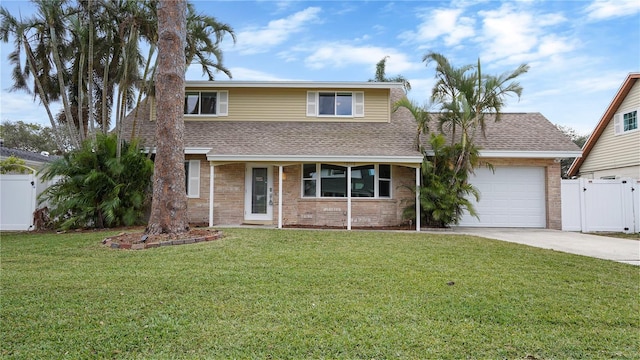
[209,163,215,227]
[278,165,283,229]
[416,167,420,232]
[347,166,352,230]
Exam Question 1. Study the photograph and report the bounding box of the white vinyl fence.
[0,172,58,231]
[562,178,640,233]
[0,173,37,231]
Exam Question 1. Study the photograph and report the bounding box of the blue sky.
[1,0,639,135]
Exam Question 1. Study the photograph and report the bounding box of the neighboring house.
[0,145,58,198]
[123,81,580,230]
[568,73,640,179]
[0,145,56,172]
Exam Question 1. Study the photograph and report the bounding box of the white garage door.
[458,166,546,227]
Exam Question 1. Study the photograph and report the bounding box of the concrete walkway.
[450,228,640,266]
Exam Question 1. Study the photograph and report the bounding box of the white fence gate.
[562,178,640,233]
[0,173,37,231]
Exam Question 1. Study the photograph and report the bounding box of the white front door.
[244,165,273,222]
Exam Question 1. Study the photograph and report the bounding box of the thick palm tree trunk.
[87,0,96,140]
[146,0,189,235]
[48,24,81,148]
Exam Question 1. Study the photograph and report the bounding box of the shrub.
[39,134,153,229]
[403,134,481,227]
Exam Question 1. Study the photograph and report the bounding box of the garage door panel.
[458,167,545,228]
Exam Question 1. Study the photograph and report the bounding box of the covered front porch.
[201,154,423,231]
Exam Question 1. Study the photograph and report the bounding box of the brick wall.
[203,163,416,227]
[277,164,415,227]
[212,163,245,225]
[190,159,562,229]
[185,155,209,225]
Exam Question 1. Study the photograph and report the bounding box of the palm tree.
[1,0,235,152]
[396,53,527,227]
[424,52,529,175]
[130,3,236,138]
[392,97,429,151]
[369,56,411,93]
[39,133,154,229]
[33,0,82,146]
[0,7,69,150]
[185,4,236,80]
[146,0,189,236]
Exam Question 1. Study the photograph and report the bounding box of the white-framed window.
[184,90,228,116]
[613,109,638,135]
[302,163,391,198]
[306,91,364,117]
[184,160,200,198]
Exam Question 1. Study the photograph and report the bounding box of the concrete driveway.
[451,228,640,266]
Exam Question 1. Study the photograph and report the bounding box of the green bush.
[0,155,31,174]
[404,134,481,227]
[39,134,153,229]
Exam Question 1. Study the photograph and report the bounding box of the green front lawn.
[1,229,638,359]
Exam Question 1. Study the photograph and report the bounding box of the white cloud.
[225,67,297,81]
[0,91,57,126]
[230,7,321,55]
[304,45,421,75]
[572,72,631,94]
[399,8,475,46]
[477,4,573,66]
[478,6,540,61]
[404,78,436,105]
[585,0,640,20]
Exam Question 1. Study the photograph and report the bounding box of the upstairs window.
[319,92,352,116]
[623,110,637,132]
[307,91,364,117]
[614,109,638,135]
[184,91,228,116]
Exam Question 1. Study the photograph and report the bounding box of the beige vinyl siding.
[589,166,640,179]
[580,81,640,176]
[183,87,390,123]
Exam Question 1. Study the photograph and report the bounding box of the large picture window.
[301,163,391,198]
[184,91,228,116]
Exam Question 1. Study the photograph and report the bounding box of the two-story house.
[123,81,580,230]
[568,73,640,179]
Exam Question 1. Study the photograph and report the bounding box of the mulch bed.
[103,228,223,250]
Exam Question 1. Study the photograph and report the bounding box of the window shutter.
[218,91,228,116]
[613,113,622,135]
[188,160,200,198]
[307,91,317,116]
[354,92,364,117]
[150,97,156,121]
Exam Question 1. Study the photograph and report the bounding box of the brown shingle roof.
[122,86,580,161]
[429,112,581,153]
